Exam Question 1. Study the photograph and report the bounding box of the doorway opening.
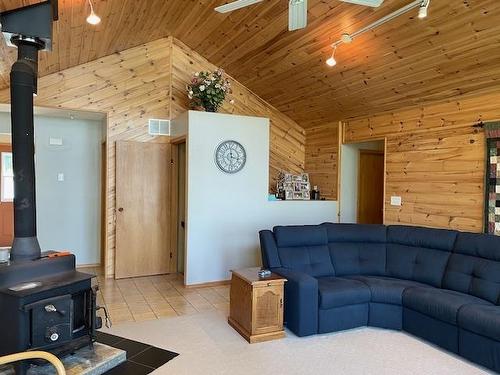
[171,137,187,277]
[0,105,106,266]
[340,139,386,224]
[0,143,13,247]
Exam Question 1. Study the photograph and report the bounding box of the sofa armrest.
[272,267,318,337]
[259,230,281,269]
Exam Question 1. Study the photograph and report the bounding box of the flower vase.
[204,104,217,113]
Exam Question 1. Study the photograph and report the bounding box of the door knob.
[118,207,124,212]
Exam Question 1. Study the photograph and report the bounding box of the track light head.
[326,46,337,67]
[418,0,430,19]
[86,0,100,25]
[326,56,337,67]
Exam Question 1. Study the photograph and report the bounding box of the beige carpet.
[102,310,493,375]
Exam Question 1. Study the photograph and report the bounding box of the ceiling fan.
[214,0,385,31]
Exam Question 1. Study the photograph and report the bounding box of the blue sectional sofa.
[259,223,500,372]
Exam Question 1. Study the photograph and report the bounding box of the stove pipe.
[9,37,45,261]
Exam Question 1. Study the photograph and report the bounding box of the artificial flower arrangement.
[186,69,234,112]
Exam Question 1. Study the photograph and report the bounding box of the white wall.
[0,119,9,134]
[340,140,384,223]
[175,111,338,285]
[0,112,104,265]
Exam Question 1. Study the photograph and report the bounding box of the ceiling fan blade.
[340,0,384,7]
[215,0,264,13]
[289,0,308,31]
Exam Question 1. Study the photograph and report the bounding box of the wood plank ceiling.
[0,0,498,127]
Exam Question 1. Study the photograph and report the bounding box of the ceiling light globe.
[326,56,337,67]
[86,11,101,25]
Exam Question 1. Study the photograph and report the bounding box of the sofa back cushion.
[259,230,281,269]
[274,225,334,277]
[386,226,456,287]
[323,223,387,276]
[443,232,500,304]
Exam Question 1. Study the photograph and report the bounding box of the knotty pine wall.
[170,39,306,189]
[0,37,307,277]
[0,38,173,278]
[344,92,500,232]
[305,123,339,200]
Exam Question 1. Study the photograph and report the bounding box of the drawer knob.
[49,333,59,342]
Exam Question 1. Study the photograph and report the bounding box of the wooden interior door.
[115,141,173,279]
[357,150,384,224]
[0,144,13,247]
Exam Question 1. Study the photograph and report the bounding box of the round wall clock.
[215,140,247,174]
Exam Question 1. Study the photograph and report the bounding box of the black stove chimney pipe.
[9,37,44,261]
[0,0,58,261]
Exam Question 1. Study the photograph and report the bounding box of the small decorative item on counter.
[258,269,272,278]
[276,172,310,200]
[186,69,234,113]
[311,186,321,200]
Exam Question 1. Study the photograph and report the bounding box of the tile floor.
[96,332,178,375]
[79,267,230,324]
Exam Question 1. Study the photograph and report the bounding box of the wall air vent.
[148,119,171,136]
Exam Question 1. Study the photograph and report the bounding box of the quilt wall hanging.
[484,122,500,235]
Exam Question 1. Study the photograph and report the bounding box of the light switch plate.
[391,196,402,206]
[49,137,63,146]
[57,173,65,182]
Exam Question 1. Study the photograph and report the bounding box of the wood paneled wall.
[0,38,173,278]
[305,123,339,200]
[0,37,306,277]
[344,92,500,232]
[170,39,306,189]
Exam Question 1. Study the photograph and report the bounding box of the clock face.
[215,140,246,174]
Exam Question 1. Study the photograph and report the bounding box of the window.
[1,152,13,202]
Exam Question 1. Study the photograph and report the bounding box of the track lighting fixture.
[86,0,101,25]
[418,0,430,19]
[326,46,337,67]
[326,0,430,67]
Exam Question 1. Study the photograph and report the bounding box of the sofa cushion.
[274,226,334,277]
[386,226,456,287]
[322,223,387,243]
[318,277,371,309]
[443,232,500,304]
[322,223,386,276]
[403,287,491,325]
[458,304,500,341]
[274,225,328,248]
[259,230,281,269]
[348,276,432,305]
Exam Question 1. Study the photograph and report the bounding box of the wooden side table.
[228,267,287,343]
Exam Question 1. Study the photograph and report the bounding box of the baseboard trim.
[77,263,101,269]
[185,279,230,289]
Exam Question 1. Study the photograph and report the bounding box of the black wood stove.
[0,2,102,373]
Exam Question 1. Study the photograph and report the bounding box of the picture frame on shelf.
[276,172,311,201]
